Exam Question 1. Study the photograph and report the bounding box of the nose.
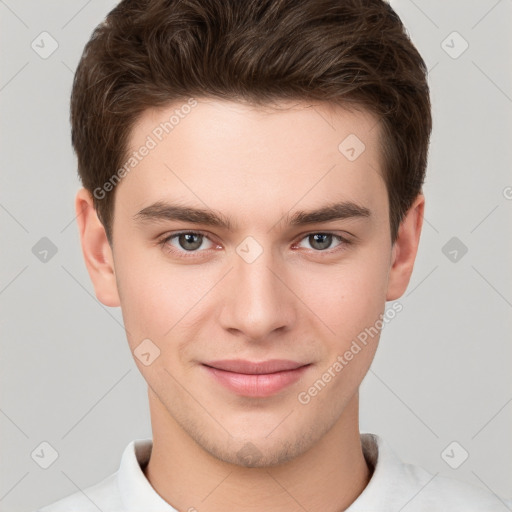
[218,243,297,342]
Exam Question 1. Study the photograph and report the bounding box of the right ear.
[75,188,120,307]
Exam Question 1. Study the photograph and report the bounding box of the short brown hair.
[71,0,431,244]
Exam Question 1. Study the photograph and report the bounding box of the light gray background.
[1,1,511,511]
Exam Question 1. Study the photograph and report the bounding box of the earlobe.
[386,194,425,301]
[75,188,120,307]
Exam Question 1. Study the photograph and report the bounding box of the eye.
[160,231,217,255]
[295,233,348,252]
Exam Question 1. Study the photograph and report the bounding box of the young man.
[37,0,511,510]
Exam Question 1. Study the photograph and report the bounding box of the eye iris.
[179,233,202,251]
[310,233,332,250]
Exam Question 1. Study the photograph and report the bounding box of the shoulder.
[354,433,512,511]
[35,472,123,512]
[404,465,512,511]
[34,438,153,512]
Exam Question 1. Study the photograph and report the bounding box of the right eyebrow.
[133,201,235,230]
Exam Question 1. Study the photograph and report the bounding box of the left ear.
[386,193,425,301]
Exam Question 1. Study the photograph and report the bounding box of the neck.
[144,389,371,512]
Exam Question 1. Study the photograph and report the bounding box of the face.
[88,98,414,467]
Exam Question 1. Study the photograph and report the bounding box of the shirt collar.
[347,432,428,511]
[118,438,178,511]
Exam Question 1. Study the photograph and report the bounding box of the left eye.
[295,233,344,251]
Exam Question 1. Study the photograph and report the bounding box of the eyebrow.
[133,200,371,230]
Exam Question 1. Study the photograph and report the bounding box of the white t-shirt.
[36,433,511,511]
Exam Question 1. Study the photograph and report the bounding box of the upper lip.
[203,359,308,375]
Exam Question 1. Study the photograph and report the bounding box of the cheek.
[297,252,390,343]
[115,249,214,350]
[114,245,167,344]
[294,259,388,411]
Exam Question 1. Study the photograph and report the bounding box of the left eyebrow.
[133,200,371,230]
[286,201,371,226]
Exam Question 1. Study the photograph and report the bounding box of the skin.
[76,98,424,511]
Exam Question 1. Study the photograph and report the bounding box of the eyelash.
[157,230,352,259]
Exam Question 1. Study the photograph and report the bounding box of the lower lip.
[202,365,311,397]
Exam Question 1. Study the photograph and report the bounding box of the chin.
[197,429,317,468]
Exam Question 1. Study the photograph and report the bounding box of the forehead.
[115,98,387,226]
[130,97,381,156]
